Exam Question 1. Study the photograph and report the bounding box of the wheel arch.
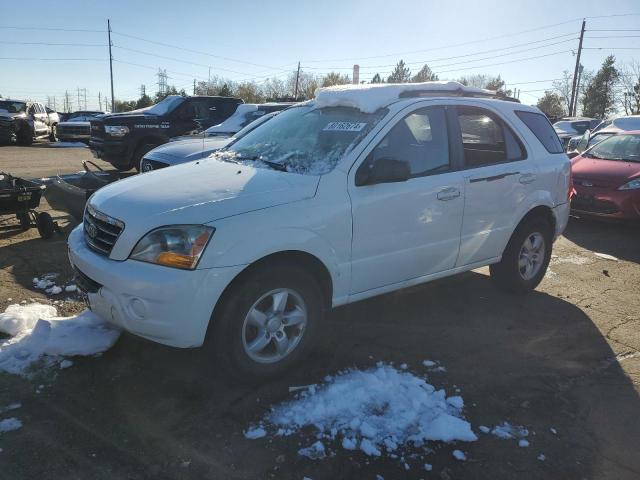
[210,250,333,331]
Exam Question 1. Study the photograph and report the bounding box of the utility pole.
[574,64,584,116]
[294,62,301,100]
[569,19,586,118]
[108,19,116,112]
[98,92,102,111]
[193,79,196,95]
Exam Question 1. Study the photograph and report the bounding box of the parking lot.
[0,143,637,479]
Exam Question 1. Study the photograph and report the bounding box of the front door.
[349,105,465,295]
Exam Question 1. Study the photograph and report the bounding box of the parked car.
[553,117,600,150]
[140,111,280,172]
[569,115,640,157]
[570,131,640,221]
[89,95,243,171]
[170,102,294,142]
[68,82,571,379]
[45,107,60,140]
[57,111,106,143]
[0,99,56,145]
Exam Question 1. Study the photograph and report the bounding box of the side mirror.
[355,157,411,186]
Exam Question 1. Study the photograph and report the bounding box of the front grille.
[73,266,102,293]
[58,125,90,136]
[83,204,124,256]
[572,195,620,215]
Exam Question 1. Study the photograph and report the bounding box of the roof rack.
[398,87,520,103]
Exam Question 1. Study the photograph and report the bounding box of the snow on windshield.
[315,81,490,113]
[216,105,386,175]
[206,104,259,134]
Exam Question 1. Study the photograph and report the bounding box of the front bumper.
[89,138,130,165]
[58,133,90,142]
[572,186,640,220]
[67,225,245,348]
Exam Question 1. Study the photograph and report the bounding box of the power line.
[0,25,104,32]
[0,57,105,61]
[0,41,107,47]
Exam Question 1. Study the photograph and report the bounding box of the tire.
[113,164,132,172]
[49,124,57,142]
[17,127,33,146]
[132,143,159,172]
[36,212,55,239]
[490,216,553,294]
[17,212,30,231]
[207,262,325,382]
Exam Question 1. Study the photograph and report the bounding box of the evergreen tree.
[582,55,620,118]
[135,93,153,109]
[218,83,233,97]
[411,64,438,82]
[387,60,411,83]
[536,91,566,119]
[370,73,383,84]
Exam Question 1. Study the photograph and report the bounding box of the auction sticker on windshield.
[323,122,367,132]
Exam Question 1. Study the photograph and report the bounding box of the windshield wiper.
[233,154,288,171]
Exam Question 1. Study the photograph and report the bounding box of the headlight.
[129,225,214,270]
[104,125,129,137]
[618,178,640,191]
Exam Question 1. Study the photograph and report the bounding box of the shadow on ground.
[563,216,640,264]
[2,271,639,480]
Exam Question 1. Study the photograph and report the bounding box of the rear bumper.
[571,186,640,220]
[58,133,90,142]
[552,202,571,239]
[67,225,245,348]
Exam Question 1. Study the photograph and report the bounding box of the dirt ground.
[0,143,639,480]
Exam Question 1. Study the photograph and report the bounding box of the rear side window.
[456,106,526,168]
[516,111,563,153]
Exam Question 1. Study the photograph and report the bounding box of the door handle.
[437,187,461,201]
[519,173,536,184]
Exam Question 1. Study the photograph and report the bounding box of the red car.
[571,131,640,221]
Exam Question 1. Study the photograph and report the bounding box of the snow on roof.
[314,81,493,113]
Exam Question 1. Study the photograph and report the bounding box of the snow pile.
[32,275,76,296]
[247,363,477,459]
[491,422,529,440]
[315,81,491,113]
[0,303,120,375]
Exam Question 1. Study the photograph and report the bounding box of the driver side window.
[370,106,450,177]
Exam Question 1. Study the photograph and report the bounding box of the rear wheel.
[132,143,160,172]
[17,212,30,231]
[17,127,33,146]
[208,262,325,382]
[49,125,57,142]
[490,216,553,294]
[36,212,55,239]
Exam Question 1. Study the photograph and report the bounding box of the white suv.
[68,82,570,379]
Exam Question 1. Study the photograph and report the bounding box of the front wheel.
[208,262,325,382]
[490,217,553,294]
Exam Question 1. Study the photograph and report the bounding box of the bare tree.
[263,77,288,101]
[322,72,351,87]
[552,70,573,115]
[619,61,640,115]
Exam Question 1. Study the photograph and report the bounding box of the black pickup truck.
[89,95,242,171]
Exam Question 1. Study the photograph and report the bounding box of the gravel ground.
[0,144,639,480]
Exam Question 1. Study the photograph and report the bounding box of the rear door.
[453,105,535,266]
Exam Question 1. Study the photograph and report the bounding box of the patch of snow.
[491,422,529,440]
[0,303,120,375]
[452,449,466,461]
[49,142,88,148]
[537,453,546,461]
[64,285,77,293]
[244,426,267,439]
[0,417,22,433]
[298,440,326,459]
[550,254,591,266]
[250,364,477,459]
[315,81,491,113]
[424,463,433,471]
[399,363,408,370]
[550,427,557,435]
[46,286,63,295]
[593,252,618,261]
[519,439,530,447]
[446,396,464,410]
[59,359,73,369]
[422,360,436,367]
[0,402,21,413]
[479,425,490,434]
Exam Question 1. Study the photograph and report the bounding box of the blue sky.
[2,0,640,110]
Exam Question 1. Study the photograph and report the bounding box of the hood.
[145,137,232,164]
[97,113,159,124]
[89,158,320,260]
[0,111,24,120]
[571,155,640,188]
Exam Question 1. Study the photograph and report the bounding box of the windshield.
[144,95,185,115]
[216,105,387,175]
[587,132,614,148]
[69,111,102,120]
[230,111,277,138]
[0,101,27,114]
[587,134,640,162]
